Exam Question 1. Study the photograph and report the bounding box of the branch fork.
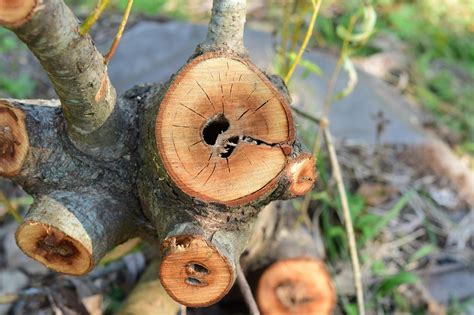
[1,0,317,307]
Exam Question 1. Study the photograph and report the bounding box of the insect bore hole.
[186,277,207,287]
[186,262,209,275]
[220,136,239,158]
[202,114,229,145]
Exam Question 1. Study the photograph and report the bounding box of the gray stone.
[101,20,427,145]
[421,267,474,305]
[0,269,29,315]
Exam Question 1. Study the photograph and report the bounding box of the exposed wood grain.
[156,52,295,204]
[16,222,93,275]
[0,0,37,27]
[0,100,29,177]
[287,153,317,196]
[160,236,233,307]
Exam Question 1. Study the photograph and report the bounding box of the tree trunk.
[0,0,317,307]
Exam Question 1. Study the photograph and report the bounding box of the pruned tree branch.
[16,187,140,275]
[198,0,247,55]
[1,0,129,159]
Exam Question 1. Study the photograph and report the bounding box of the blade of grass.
[284,0,321,84]
[104,0,134,63]
[80,0,110,36]
[367,190,414,240]
[0,191,23,223]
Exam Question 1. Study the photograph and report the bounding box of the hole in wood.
[186,262,209,275]
[160,237,233,306]
[186,277,207,287]
[257,258,336,315]
[16,222,93,275]
[202,114,229,145]
[220,135,239,158]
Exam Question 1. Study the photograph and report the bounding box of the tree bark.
[1,0,129,159]
[198,0,247,56]
[16,187,139,275]
[138,52,315,306]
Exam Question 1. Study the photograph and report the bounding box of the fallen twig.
[323,126,366,315]
[237,263,260,315]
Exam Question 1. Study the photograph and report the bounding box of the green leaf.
[0,74,36,99]
[343,302,358,315]
[371,260,387,275]
[409,244,436,263]
[288,52,324,78]
[327,226,347,240]
[334,57,358,100]
[365,190,414,240]
[336,6,377,43]
[376,271,419,297]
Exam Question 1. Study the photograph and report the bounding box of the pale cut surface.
[0,101,29,177]
[156,54,293,204]
[257,258,336,315]
[0,0,37,26]
[16,221,93,275]
[287,154,317,196]
[160,237,233,307]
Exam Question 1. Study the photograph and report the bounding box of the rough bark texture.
[16,187,138,275]
[4,95,156,272]
[4,0,128,159]
[137,52,314,305]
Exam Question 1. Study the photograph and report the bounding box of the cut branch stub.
[0,0,37,27]
[286,153,317,197]
[16,222,92,275]
[156,52,295,205]
[15,189,139,275]
[159,236,233,307]
[257,258,336,315]
[0,100,29,177]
